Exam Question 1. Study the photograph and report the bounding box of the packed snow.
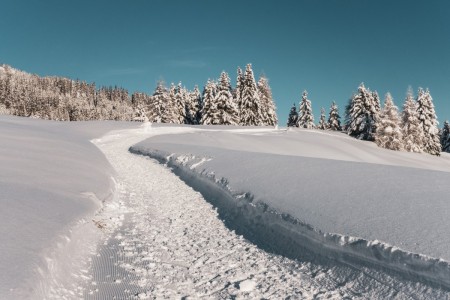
[131,127,450,289]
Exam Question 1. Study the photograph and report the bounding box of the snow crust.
[131,127,450,288]
[0,116,138,298]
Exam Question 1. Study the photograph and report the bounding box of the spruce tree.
[297,90,315,129]
[317,107,327,130]
[287,103,298,127]
[240,64,263,126]
[215,71,239,125]
[375,93,403,151]
[401,88,423,152]
[328,101,342,131]
[164,83,179,123]
[200,80,219,125]
[416,88,441,155]
[346,83,379,140]
[440,120,450,153]
[234,67,244,119]
[148,81,167,123]
[257,76,278,126]
[186,85,201,124]
[174,82,187,124]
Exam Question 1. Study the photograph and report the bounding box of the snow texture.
[132,127,450,290]
[0,115,138,298]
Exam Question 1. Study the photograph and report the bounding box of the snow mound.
[130,128,450,289]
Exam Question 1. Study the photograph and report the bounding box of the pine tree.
[416,88,441,155]
[148,81,167,123]
[327,101,342,131]
[346,83,379,140]
[257,76,278,126]
[174,82,187,124]
[375,93,403,151]
[287,103,298,127]
[186,85,201,124]
[317,107,327,130]
[200,80,219,125]
[297,90,315,129]
[234,67,244,119]
[215,71,239,125]
[401,88,423,152]
[240,64,263,126]
[440,120,450,153]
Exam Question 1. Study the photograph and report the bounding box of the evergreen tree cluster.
[0,64,278,126]
[286,83,447,156]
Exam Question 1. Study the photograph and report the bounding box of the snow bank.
[0,116,138,298]
[130,128,450,288]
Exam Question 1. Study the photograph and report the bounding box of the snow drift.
[0,116,138,298]
[130,127,450,289]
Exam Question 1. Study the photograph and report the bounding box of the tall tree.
[234,67,244,119]
[327,101,342,131]
[174,82,187,124]
[148,81,167,123]
[375,93,403,151]
[346,83,379,140]
[240,64,262,126]
[287,103,298,127]
[257,76,278,126]
[215,71,239,125]
[186,85,201,125]
[200,80,219,125]
[297,90,315,129]
[401,88,423,153]
[440,120,450,153]
[416,88,441,155]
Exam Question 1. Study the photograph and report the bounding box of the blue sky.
[1,0,450,124]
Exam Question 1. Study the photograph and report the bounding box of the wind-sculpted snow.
[131,128,450,292]
[0,116,138,298]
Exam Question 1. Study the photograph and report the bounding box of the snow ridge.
[129,146,450,290]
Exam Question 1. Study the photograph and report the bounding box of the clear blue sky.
[1,0,450,124]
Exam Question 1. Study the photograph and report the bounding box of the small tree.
[401,88,423,152]
[317,107,327,130]
[328,101,342,131]
[440,120,450,153]
[375,93,403,151]
[287,103,298,127]
[417,88,441,156]
[297,90,315,129]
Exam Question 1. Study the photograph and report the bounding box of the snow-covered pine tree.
[185,85,201,124]
[375,93,403,151]
[200,80,219,125]
[416,88,441,155]
[401,88,423,152]
[317,107,327,130]
[440,120,450,153]
[297,90,315,129]
[346,83,378,140]
[173,82,187,124]
[240,64,263,126]
[257,75,278,126]
[148,81,167,123]
[287,103,298,127]
[234,67,244,118]
[327,101,342,131]
[215,71,239,125]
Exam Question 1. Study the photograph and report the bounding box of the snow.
[131,127,450,288]
[0,115,138,298]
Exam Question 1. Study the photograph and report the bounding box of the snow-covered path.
[77,126,449,299]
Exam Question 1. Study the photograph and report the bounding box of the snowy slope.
[0,116,138,298]
[131,127,450,288]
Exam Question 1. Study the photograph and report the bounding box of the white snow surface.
[131,127,450,286]
[0,116,138,298]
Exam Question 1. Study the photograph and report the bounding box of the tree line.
[0,64,277,126]
[286,83,450,155]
